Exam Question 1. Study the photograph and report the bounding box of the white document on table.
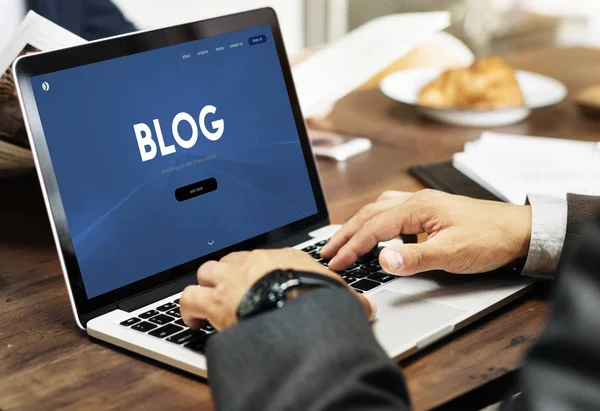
[453,132,600,204]
[293,12,451,118]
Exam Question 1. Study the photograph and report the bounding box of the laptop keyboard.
[120,298,216,353]
[304,239,393,294]
[119,238,393,352]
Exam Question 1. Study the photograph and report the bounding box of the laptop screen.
[29,24,318,299]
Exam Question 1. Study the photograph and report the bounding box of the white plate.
[380,68,567,127]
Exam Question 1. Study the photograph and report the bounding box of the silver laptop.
[14,8,531,378]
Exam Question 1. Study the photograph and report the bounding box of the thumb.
[379,242,444,276]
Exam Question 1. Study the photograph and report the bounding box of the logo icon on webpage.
[41,82,50,92]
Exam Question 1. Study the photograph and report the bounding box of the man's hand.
[321,189,532,276]
[180,248,375,331]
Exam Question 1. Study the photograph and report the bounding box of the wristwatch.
[236,269,345,320]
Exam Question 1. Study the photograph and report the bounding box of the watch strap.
[291,271,345,290]
[237,269,345,320]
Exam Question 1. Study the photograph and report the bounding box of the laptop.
[14,8,532,378]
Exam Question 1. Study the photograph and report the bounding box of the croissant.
[418,57,524,109]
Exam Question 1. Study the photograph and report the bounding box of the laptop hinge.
[263,220,328,249]
[116,219,330,313]
[117,272,197,313]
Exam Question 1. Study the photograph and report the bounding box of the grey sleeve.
[522,194,600,279]
[522,194,567,279]
[205,288,411,411]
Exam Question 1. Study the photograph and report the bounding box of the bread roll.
[418,57,524,109]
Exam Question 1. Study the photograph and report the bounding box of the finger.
[219,251,250,263]
[197,261,233,289]
[197,260,219,287]
[379,241,445,276]
[328,205,423,271]
[179,285,214,329]
[321,198,409,259]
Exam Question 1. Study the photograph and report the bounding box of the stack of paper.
[453,132,600,204]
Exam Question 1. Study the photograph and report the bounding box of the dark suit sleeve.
[503,219,600,411]
[563,194,600,258]
[206,288,410,411]
[82,0,136,40]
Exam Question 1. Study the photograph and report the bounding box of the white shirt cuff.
[522,194,567,279]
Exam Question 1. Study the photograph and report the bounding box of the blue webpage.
[31,25,318,298]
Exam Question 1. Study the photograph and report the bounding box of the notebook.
[452,132,600,205]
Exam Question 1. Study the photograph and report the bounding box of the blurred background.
[112,0,600,55]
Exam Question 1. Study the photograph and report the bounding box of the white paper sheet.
[453,132,600,204]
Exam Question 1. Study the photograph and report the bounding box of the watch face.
[237,277,270,317]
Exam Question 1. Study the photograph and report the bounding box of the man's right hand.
[180,248,375,331]
[321,189,532,276]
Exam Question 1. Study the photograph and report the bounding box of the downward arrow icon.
[208,241,214,246]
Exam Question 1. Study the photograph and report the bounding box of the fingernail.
[368,298,378,322]
[383,248,403,271]
[328,256,338,267]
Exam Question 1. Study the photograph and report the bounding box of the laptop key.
[156,302,177,312]
[166,307,181,318]
[175,319,187,327]
[365,262,382,273]
[167,328,205,345]
[357,247,382,264]
[139,309,159,319]
[302,245,317,253]
[345,263,361,271]
[309,251,321,260]
[340,275,356,285]
[184,334,209,352]
[174,299,180,304]
[195,319,213,331]
[131,321,158,332]
[315,239,328,247]
[148,314,174,325]
[351,279,381,292]
[120,317,141,327]
[201,321,215,332]
[185,332,215,353]
[346,268,369,278]
[357,256,377,264]
[368,272,396,283]
[149,323,183,339]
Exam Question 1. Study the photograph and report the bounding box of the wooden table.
[2,46,600,411]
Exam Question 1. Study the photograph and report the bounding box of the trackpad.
[370,290,466,355]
